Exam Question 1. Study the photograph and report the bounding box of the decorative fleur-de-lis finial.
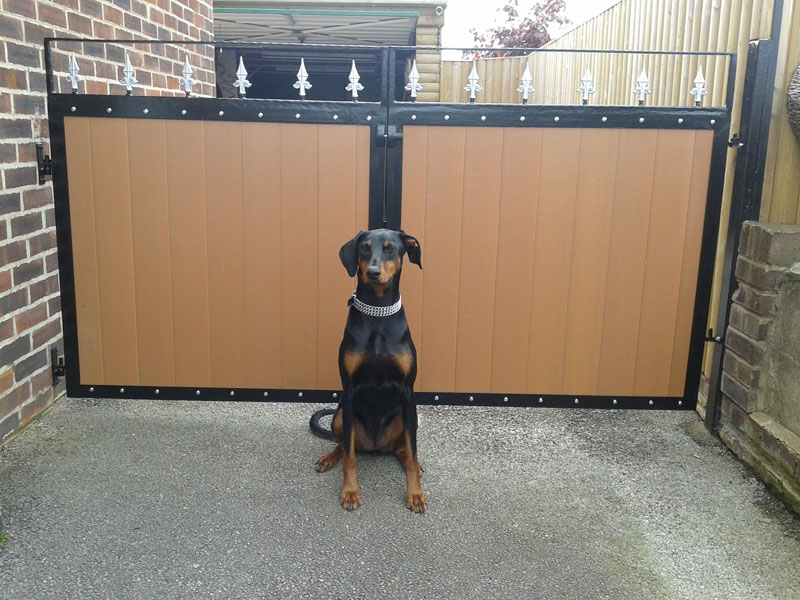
[464,61,482,103]
[179,56,197,97]
[577,66,595,105]
[345,60,364,101]
[634,67,652,105]
[293,58,311,98]
[690,66,708,106]
[66,53,83,94]
[517,64,534,104]
[405,59,423,101]
[233,56,251,97]
[119,52,137,95]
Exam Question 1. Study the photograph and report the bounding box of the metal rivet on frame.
[554,116,560,122]
[469,396,474,402]
[520,116,525,121]
[181,109,187,115]
[411,114,417,120]
[538,397,543,404]
[333,114,338,120]
[230,391,235,396]
[710,119,716,125]
[143,108,149,114]
[333,392,338,398]
[481,115,486,121]
[601,116,607,122]
[70,106,76,112]
[434,395,439,401]
[503,396,509,402]
[613,399,618,405]
[366,115,372,121]
[155,389,160,395]
[218,110,224,116]
[444,114,450,120]
[678,118,684,124]
[298,392,303,397]
[574,398,579,405]
[195,390,200,396]
[639,117,645,123]
[649,399,654,406]
[678,400,683,406]
[89,386,94,392]
[120,387,124,393]
[295,113,301,119]
[106,108,112,113]
[258,112,263,118]
[263,391,268,397]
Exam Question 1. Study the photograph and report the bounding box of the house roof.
[214,1,446,45]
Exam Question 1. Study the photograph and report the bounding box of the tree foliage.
[470,0,570,56]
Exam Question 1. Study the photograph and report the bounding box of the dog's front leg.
[340,391,362,510]
[397,390,426,513]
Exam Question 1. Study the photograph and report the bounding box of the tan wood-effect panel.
[127,119,175,386]
[355,127,370,234]
[453,128,503,393]
[489,128,542,394]
[561,129,620,395]
[242,123,283,388]
[418,127,466,392]
[526,128,581,394]
[317,125,361,389]
[204,122,246,388]
[165,121,211,386]
[280,123,319,388]
[89,118,139,385]
[597,130,658,395]
[400,127,427,386]
[634,130,696,396]
[669,130,714,395]
[64,117,104,384]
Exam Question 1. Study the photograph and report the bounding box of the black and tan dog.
[310,229,426,512]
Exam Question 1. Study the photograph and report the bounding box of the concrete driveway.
[1,398,798,599]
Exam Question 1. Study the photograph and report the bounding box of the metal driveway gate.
[45,40,734,411]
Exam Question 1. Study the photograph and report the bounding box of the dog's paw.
[340,488,362,511]
[406,490,427,514]
[314,456,336,473]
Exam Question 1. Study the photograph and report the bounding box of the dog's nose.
[366,267,381,281]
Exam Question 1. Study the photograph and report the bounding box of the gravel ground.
[1,397,799,600]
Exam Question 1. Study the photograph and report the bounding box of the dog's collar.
[348,291,402,317]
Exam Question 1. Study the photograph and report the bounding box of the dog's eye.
[384,246,394,254]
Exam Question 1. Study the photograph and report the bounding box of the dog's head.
[339,229,421,289]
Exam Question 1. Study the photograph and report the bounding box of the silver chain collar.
[350,291,402,318]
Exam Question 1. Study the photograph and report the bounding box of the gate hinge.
[704,328,723,344]
[376,124,402,147]
[51,346,65,386]
[36,142,52,185]
[728,134,744,149]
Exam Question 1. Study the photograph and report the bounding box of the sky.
[441,0,621,56]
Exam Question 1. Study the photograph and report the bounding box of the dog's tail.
[309,408,336,440]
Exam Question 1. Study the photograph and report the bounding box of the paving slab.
[1,398,799,599]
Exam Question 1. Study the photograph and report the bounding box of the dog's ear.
[399,231,422,269]
[339,231,364,277]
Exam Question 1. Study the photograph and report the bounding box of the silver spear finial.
[634,67,652,105]
[464,61,482,103]
[293,58,312,98]
[233,56,251,97]
[405,59,423,101]
[577,66,595,105]
[66,53,83,94]
[517,64,534,104]
[345,60,364,101]
[690,66,708,106]
[120,52,137,95]
[179,56,197,97]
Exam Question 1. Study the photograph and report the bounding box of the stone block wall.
[718,220,800,514]
[0,0,215,445]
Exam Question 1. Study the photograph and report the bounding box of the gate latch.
[728,134,744,149]
[51,346,66,386]
[376,125,402,148]
[705,328,722,344]
[36,142,52,185]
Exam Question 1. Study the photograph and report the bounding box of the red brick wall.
[0,0,215,444]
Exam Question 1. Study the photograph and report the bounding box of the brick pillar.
[0,0,215,444]
[718,221,800,514]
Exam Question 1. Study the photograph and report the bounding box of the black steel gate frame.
[44,39,735,411]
